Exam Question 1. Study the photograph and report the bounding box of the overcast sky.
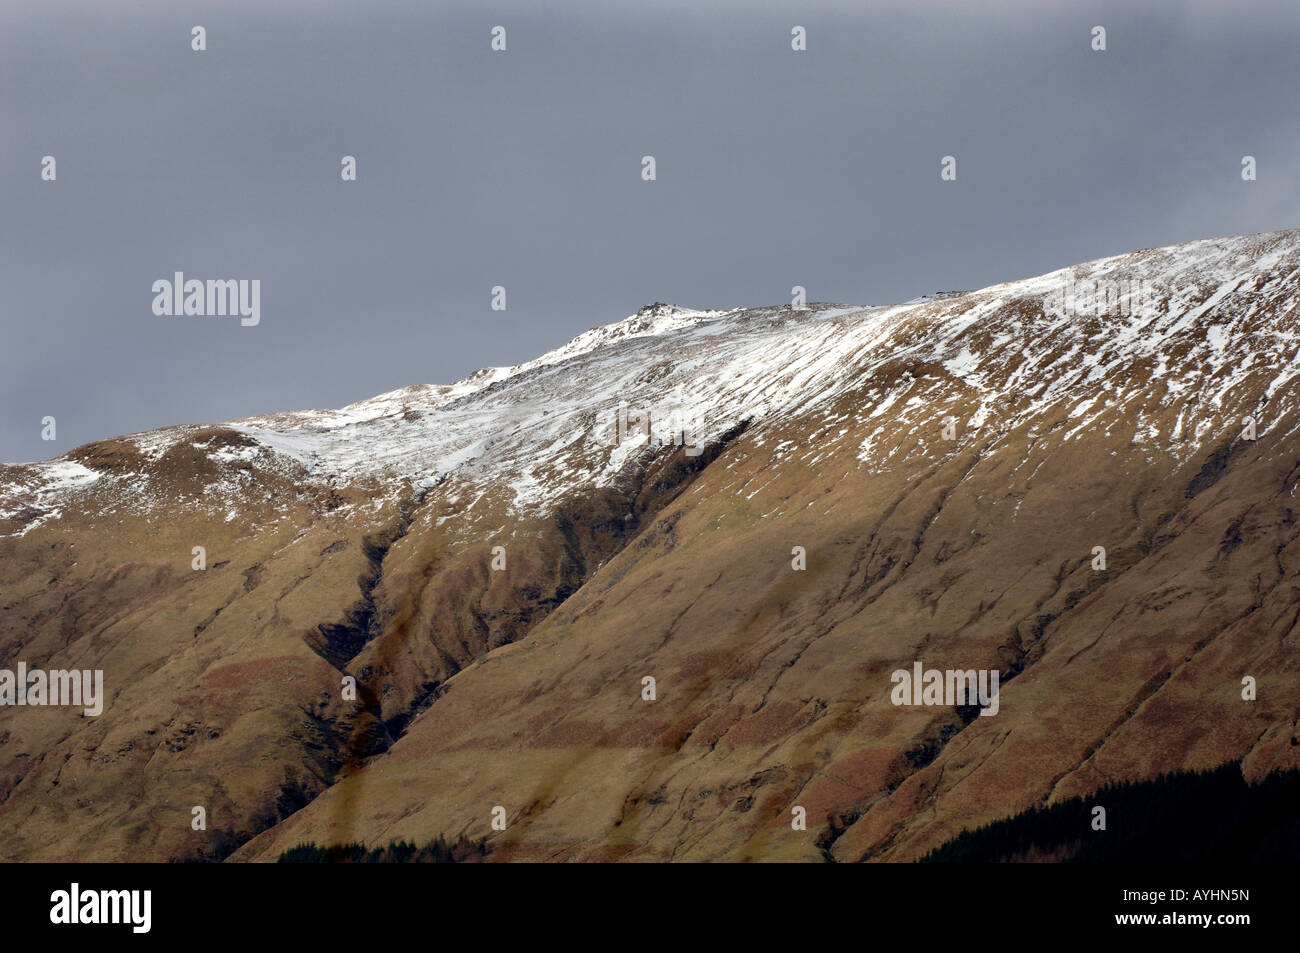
[3,0,1297,462]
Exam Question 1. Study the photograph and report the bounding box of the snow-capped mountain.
[2,229,1298,864]
[5,228,1298,540]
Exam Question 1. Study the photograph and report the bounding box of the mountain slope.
[2,229,1299,861]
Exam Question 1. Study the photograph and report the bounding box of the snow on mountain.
[3,228,1299,538]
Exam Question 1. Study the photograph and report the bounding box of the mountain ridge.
[6,227,1298,542]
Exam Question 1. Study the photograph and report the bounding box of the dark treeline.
[278,835,489,863]
[920,761,1300,862]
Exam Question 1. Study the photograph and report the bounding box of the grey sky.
[3,0,1297,463]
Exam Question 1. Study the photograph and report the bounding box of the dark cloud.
[3,0,1297,461]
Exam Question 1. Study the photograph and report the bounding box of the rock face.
[2,229,1299,862]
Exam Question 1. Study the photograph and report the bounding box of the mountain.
[2,228,1298,862]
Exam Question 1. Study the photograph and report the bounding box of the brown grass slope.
[238,322,1300,859]
[0,420,746,860]
[230,400,1300,862]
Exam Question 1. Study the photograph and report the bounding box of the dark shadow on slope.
[304,509,418,671]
